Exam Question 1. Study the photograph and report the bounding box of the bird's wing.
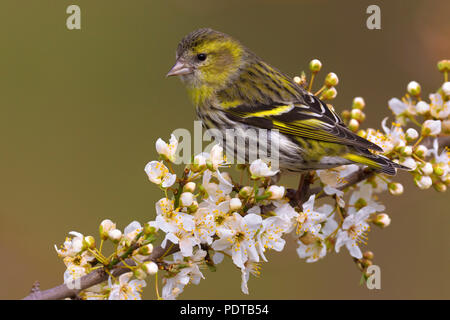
[221,94,383,152]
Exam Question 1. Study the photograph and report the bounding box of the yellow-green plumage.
[167,28,407,175]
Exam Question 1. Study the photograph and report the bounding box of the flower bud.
[108,229,122,243]
[407,81,421,96]
[309,59,322,73]
[373,213,391,228]
[83,236,96,249]
[142,261,158,275]
[414,145,428,158]
[363,251,374,260]
[351,109,365,122]
[138,243,154,255]
[420,162,433,176]
[293,76,302,84]
[348,119,359,132]
[321,87,337,100]
[183,182,196,193]
[99,219,116,240]
[443,174,450,185]
[133,268,147,280]
[388,182,404,195]
[69,234,84,253]
[401,157,417,171]
[341,110,351,121]
[239,186,253,198]
[442,82,450,97]
[155,135,178,163]
[180,192,194,207]
[437,59,450,72]
[267,185,285,200]
[433,164,445,176]
[405,128,418,141]
[229,198,242,211]
[191,154,207,172]
[415,101,430,115]
[422,120,441,136]
[415,175,432,189]
[433,181,447,192]
[144,222,157,235]
[352,97,365,110]
[357,129,367,138]
[187,200,199,213]
[399,146,412,157]
[361,259,373,268]
[325,72,339,87]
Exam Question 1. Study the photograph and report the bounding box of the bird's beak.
[166,59,192,77]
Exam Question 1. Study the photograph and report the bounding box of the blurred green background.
[0,0,449,299]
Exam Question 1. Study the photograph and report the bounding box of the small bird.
[167,28,406,175]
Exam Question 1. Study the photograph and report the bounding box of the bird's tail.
[342,149,410,176]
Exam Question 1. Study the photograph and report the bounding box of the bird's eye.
[197,53,207,61]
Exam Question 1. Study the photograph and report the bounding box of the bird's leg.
[294,172,313,208]
[268,171,282,185]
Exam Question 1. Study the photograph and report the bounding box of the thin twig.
[22,243,179,300]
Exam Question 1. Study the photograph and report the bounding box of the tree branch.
[22,136,449,300]
[23,243,179,300]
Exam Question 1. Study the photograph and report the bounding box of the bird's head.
[167,28,245,91]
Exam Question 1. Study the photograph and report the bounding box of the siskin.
[167,28,407,175]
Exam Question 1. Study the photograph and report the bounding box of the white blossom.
[156,134,178,162]
[108,272,146,300]
[388,98,414,116]
[429,93,450,119]
[295,195,327,236]
[400,157,417,171]
[202,169,233,203]
[123,221,143,245]
[54,231,85,258]
[422,120,442,136]
[153,198,197,256]
[162,250,206,300]
[428,138,450,177]
[442,82,450,97]
[267,185,285,200]
[381,118,406,149]
[179,192,194,207]
[348,183,385,216]
[270,201,298,233]
[317,164,359,206]
[142,261,158,275]
[229,197,242,211]
[405,128,419,140]
[415,175,432,190]
[108,229,122,242]
[296,209,336,263]
[212,212,262,268]
[416,101,430,114]
[209,145,226,170]
[420,162,434,176]
[407,81,421,95]
[256,216,287,262]
[99,219,116,239]
[373,213,391,228]
[249,159,279,178]
[335,209,371,259]
[144,161,176,188]
[240,261,261,295]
